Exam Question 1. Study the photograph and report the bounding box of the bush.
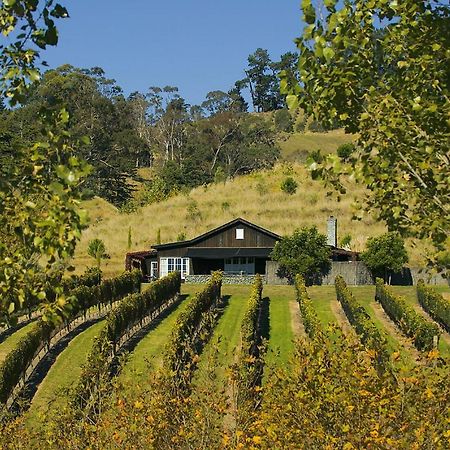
[417,280,450,333]
[274,108,293,132]
[335,276,390,369]
[87,238,110,269]
[376,279,440,351]
[336,142,355,160]
[280,176,298,195]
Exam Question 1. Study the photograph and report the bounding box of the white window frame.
[236,228,244,240]
[160,257,190,279]
[150,261,158,279]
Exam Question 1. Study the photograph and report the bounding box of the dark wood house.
[125,217,357,282]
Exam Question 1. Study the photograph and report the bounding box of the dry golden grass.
[73,162,398,277]
[278,129,354,161]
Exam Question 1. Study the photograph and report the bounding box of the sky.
[41,0,303,107]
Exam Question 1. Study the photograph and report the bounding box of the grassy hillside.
[278,129,353,161]
[74,162,391,277]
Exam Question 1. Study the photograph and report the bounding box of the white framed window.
[160,257,190,279]
[236,228,244,240]
[150,261,158,279]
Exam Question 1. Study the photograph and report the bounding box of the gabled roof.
[152,218,281,250]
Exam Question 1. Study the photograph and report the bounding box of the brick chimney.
[327,216,337,247]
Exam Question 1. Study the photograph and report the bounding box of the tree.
[362,233,409,284]
[87,239,110,269]
[280,177,298,195]
[281,0,450,274]
[271,226,331,284]
[0,1,90,326]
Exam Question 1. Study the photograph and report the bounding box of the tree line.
[0,49,298,207]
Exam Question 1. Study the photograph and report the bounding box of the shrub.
[417,280,450,333]
[274,108,293,132]
[339,233,352,249]
[336,142,355,160]
[176,232,186,242]
[280,176,298,194]
[376,279,440,351]
[87,238,110,269]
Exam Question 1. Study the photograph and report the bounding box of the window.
[225,258,232,264]
[236,228,244,240]
[160,257,190,279]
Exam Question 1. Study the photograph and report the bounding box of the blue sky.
[42,0,302,106]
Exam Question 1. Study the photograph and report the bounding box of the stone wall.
[185,274,266,285]
[266,260,373,285]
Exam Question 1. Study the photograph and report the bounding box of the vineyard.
[0,275,449,449]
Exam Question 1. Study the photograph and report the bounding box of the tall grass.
[74,162,399,277]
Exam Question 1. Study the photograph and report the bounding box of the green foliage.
[185,199,202,222]
[73,272,181,412]
[164,272,222,391]
[339,233,352,249]
[417,280,450,333]
[271,226,331,283]
[0,2,93,326]
[336,143,355,161]
[362,232,408,282]
[274,108,293,132]
[156,228,161,245]
[87,238,110,269]
[280,176,298,195]
[294,274,322,339]
[375,279,440,352]
[236,275,264,425]
[176,232,186,242]
[213,166,226,184]
[282,0,450,271]
[335,275,390,369]
[0,270,140,405]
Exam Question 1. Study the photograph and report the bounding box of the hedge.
[0,270,141,405]
[237,274,264,411]
[417,280,450,333]
[74,271,181,409]
[335,276,390,367]
[375,279,440,351]
[295,274,323,339]
[164,271,222,388]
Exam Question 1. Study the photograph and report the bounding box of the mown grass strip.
[306,286,337,326]
[265,285,296,365]
[25,320,106,428]
[120,295,191,390]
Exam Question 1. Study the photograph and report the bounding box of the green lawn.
[26,320,106,428]
[307,286,338,326]
[119,294,192,391]
[0,321,36,364]
[264,285,296,366]
[193,284,251,386]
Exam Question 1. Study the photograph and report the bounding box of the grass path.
[0,321,36,364]
[119,294,192,391]
[26,320,105,428]
[264,285,297,366]
[193,285,251,386]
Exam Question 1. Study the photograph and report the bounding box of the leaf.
[323,47,335,62]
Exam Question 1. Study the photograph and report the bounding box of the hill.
[74,161,391,277]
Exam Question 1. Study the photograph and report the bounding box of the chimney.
[327,216,337,247]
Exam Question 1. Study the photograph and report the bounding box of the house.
[125,217,357,283]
